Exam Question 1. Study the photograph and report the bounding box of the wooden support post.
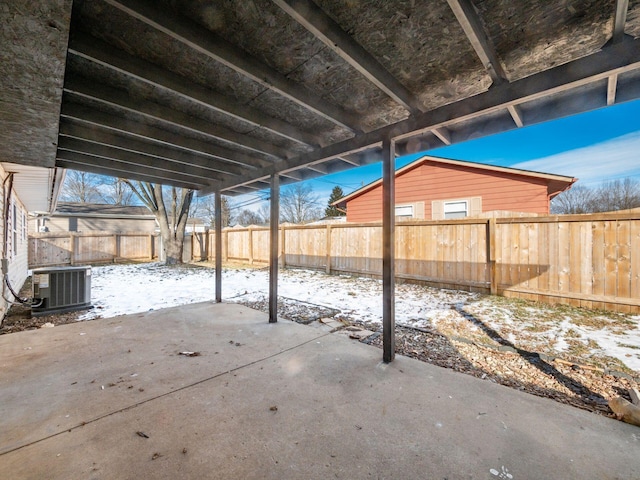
[223,230,229,262]
[149,234,154,260]
[488,218,498,295]
[326,224,332,274]
[269,175,280,323]
[280,225,286,268]
[215,191,222,303]
[382,137,396,363]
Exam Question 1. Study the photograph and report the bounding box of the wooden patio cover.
[3,0,640,361]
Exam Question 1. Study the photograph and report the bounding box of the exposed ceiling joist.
[57,136,223,183]
[339,156,362,167]
[432,127,452,146]
[613,0,630,42]
[207,37,640,194]
[59,120,246,176]
[60,103,270,170]
[272,0,423,115]
[64,76,288,159]
[68,32,321,148]
[306,163,328,174]
[446,0,507,83]
[57,151,211,189]
[608,74,618,106]
[102,0,363,133]
[507,105,524,128]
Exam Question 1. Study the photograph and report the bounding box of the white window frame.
[443,200,468,219]
[395,204,414,218]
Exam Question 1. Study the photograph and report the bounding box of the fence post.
[488,218,498,295]
[113,234,119,263]
[223,230,228,262]
[326,224,332,274]
[248,227,254,264]
[280,226,286,268]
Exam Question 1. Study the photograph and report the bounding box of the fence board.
[32,213,640,314]
[29,232,158,267]
[604,220,618,300]
[617,221,631,313]
[591,221,605,310]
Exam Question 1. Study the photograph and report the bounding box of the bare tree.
[195,194,232,228]
[235,209,264,226]
[551,185,597,214]
[102,178,136,205]
[61,170,104,203]
[280,183,321,224]
[551,177,640,214]
[123,181,193,264]
[592,178,640,212]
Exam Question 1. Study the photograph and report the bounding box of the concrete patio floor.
[0,302,639,479]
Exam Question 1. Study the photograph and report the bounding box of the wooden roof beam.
[446,0,507,83]
[613,0,630,43]
[61,102,271,170]
[103,0,363,133]
[607,74,618,106]
[432,127,451,145]
[59,120,248,176]
[208,37,640,194]
[338,156,361,166]
[68,33,322,147]
[57,137,227,183]
[64,75,288,159]
[507,105,524,127]
[57,151,212,189]
[306,163,328,174]
[272,0,423,115]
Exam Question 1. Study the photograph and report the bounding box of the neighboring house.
[0,163,64,319]
[334,156,577,222]
[33,202,157,233]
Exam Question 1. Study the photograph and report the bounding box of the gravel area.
[234,295,639,419]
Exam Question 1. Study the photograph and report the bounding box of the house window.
[443,201,468,219]
[395,204,414,218]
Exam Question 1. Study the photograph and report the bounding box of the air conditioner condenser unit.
[31,266,92,316]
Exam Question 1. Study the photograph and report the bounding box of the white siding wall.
[0,165,30,319]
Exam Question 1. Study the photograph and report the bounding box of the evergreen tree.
[325,186,346,217]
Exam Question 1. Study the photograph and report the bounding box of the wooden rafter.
[272,0,423,114]
[102,0,363,133]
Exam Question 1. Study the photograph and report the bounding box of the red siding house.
[334,156,576,222]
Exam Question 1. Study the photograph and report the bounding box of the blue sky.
[230,99,640,212]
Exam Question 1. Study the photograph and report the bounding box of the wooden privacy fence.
[192,211,640,314]
[29,232,158,267]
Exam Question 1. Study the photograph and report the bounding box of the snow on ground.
[79,263,640,371]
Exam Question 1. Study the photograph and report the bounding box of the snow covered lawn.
[80,262,640,372]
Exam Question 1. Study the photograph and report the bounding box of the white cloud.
[512,131,640,186]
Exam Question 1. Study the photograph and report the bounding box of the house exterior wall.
[346,161,552,222]
[0,165,30,319]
